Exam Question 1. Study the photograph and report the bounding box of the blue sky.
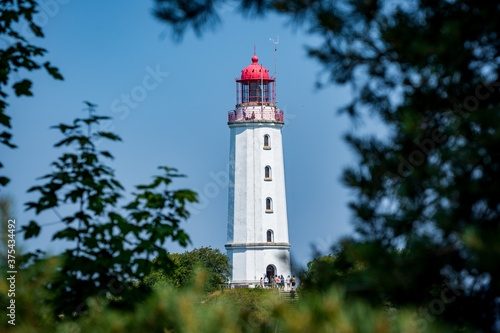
[2,0,369,269]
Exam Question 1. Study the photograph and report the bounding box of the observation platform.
[228,105,284,123]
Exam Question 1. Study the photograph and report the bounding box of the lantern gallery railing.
[228,108,284,122]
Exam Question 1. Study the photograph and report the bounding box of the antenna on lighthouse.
[261,63,264,115]
[255,45,264,115]
[269,36,279,105]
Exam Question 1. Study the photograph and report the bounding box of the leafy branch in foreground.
[0,0,63,187]
[23,102,197,316]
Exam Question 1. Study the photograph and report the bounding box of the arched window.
[266,197,273,212]
[264,166,272,180]
[263,134,270,149]
[267,230,274,242]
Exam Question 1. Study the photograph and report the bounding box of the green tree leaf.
[43,61,63,80]
[22,220,41,240]
[12,79,33,96]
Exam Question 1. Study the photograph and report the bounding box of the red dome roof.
[240,55,270,80]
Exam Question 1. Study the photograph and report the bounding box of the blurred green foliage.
[1,260,462,332]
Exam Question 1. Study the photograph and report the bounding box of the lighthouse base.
[225,242,291,286]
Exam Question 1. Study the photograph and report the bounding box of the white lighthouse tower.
[225,53,291,287]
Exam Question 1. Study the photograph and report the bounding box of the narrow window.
[250,82,259,102]
[242,83,249,103]
[266,197,273,212]
[263,134,270,149]
[267,230,274,242]
[265,166,272,180]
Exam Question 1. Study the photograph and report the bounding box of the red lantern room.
[228,53,283,123]
[235,54,275,106]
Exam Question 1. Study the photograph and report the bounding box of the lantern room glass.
[237,80,275,105]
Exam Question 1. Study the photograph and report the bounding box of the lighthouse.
[225,53,291,287]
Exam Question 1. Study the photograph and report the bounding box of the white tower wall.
[226,118,291,285]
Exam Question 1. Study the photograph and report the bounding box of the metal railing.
[228,108,284,122]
